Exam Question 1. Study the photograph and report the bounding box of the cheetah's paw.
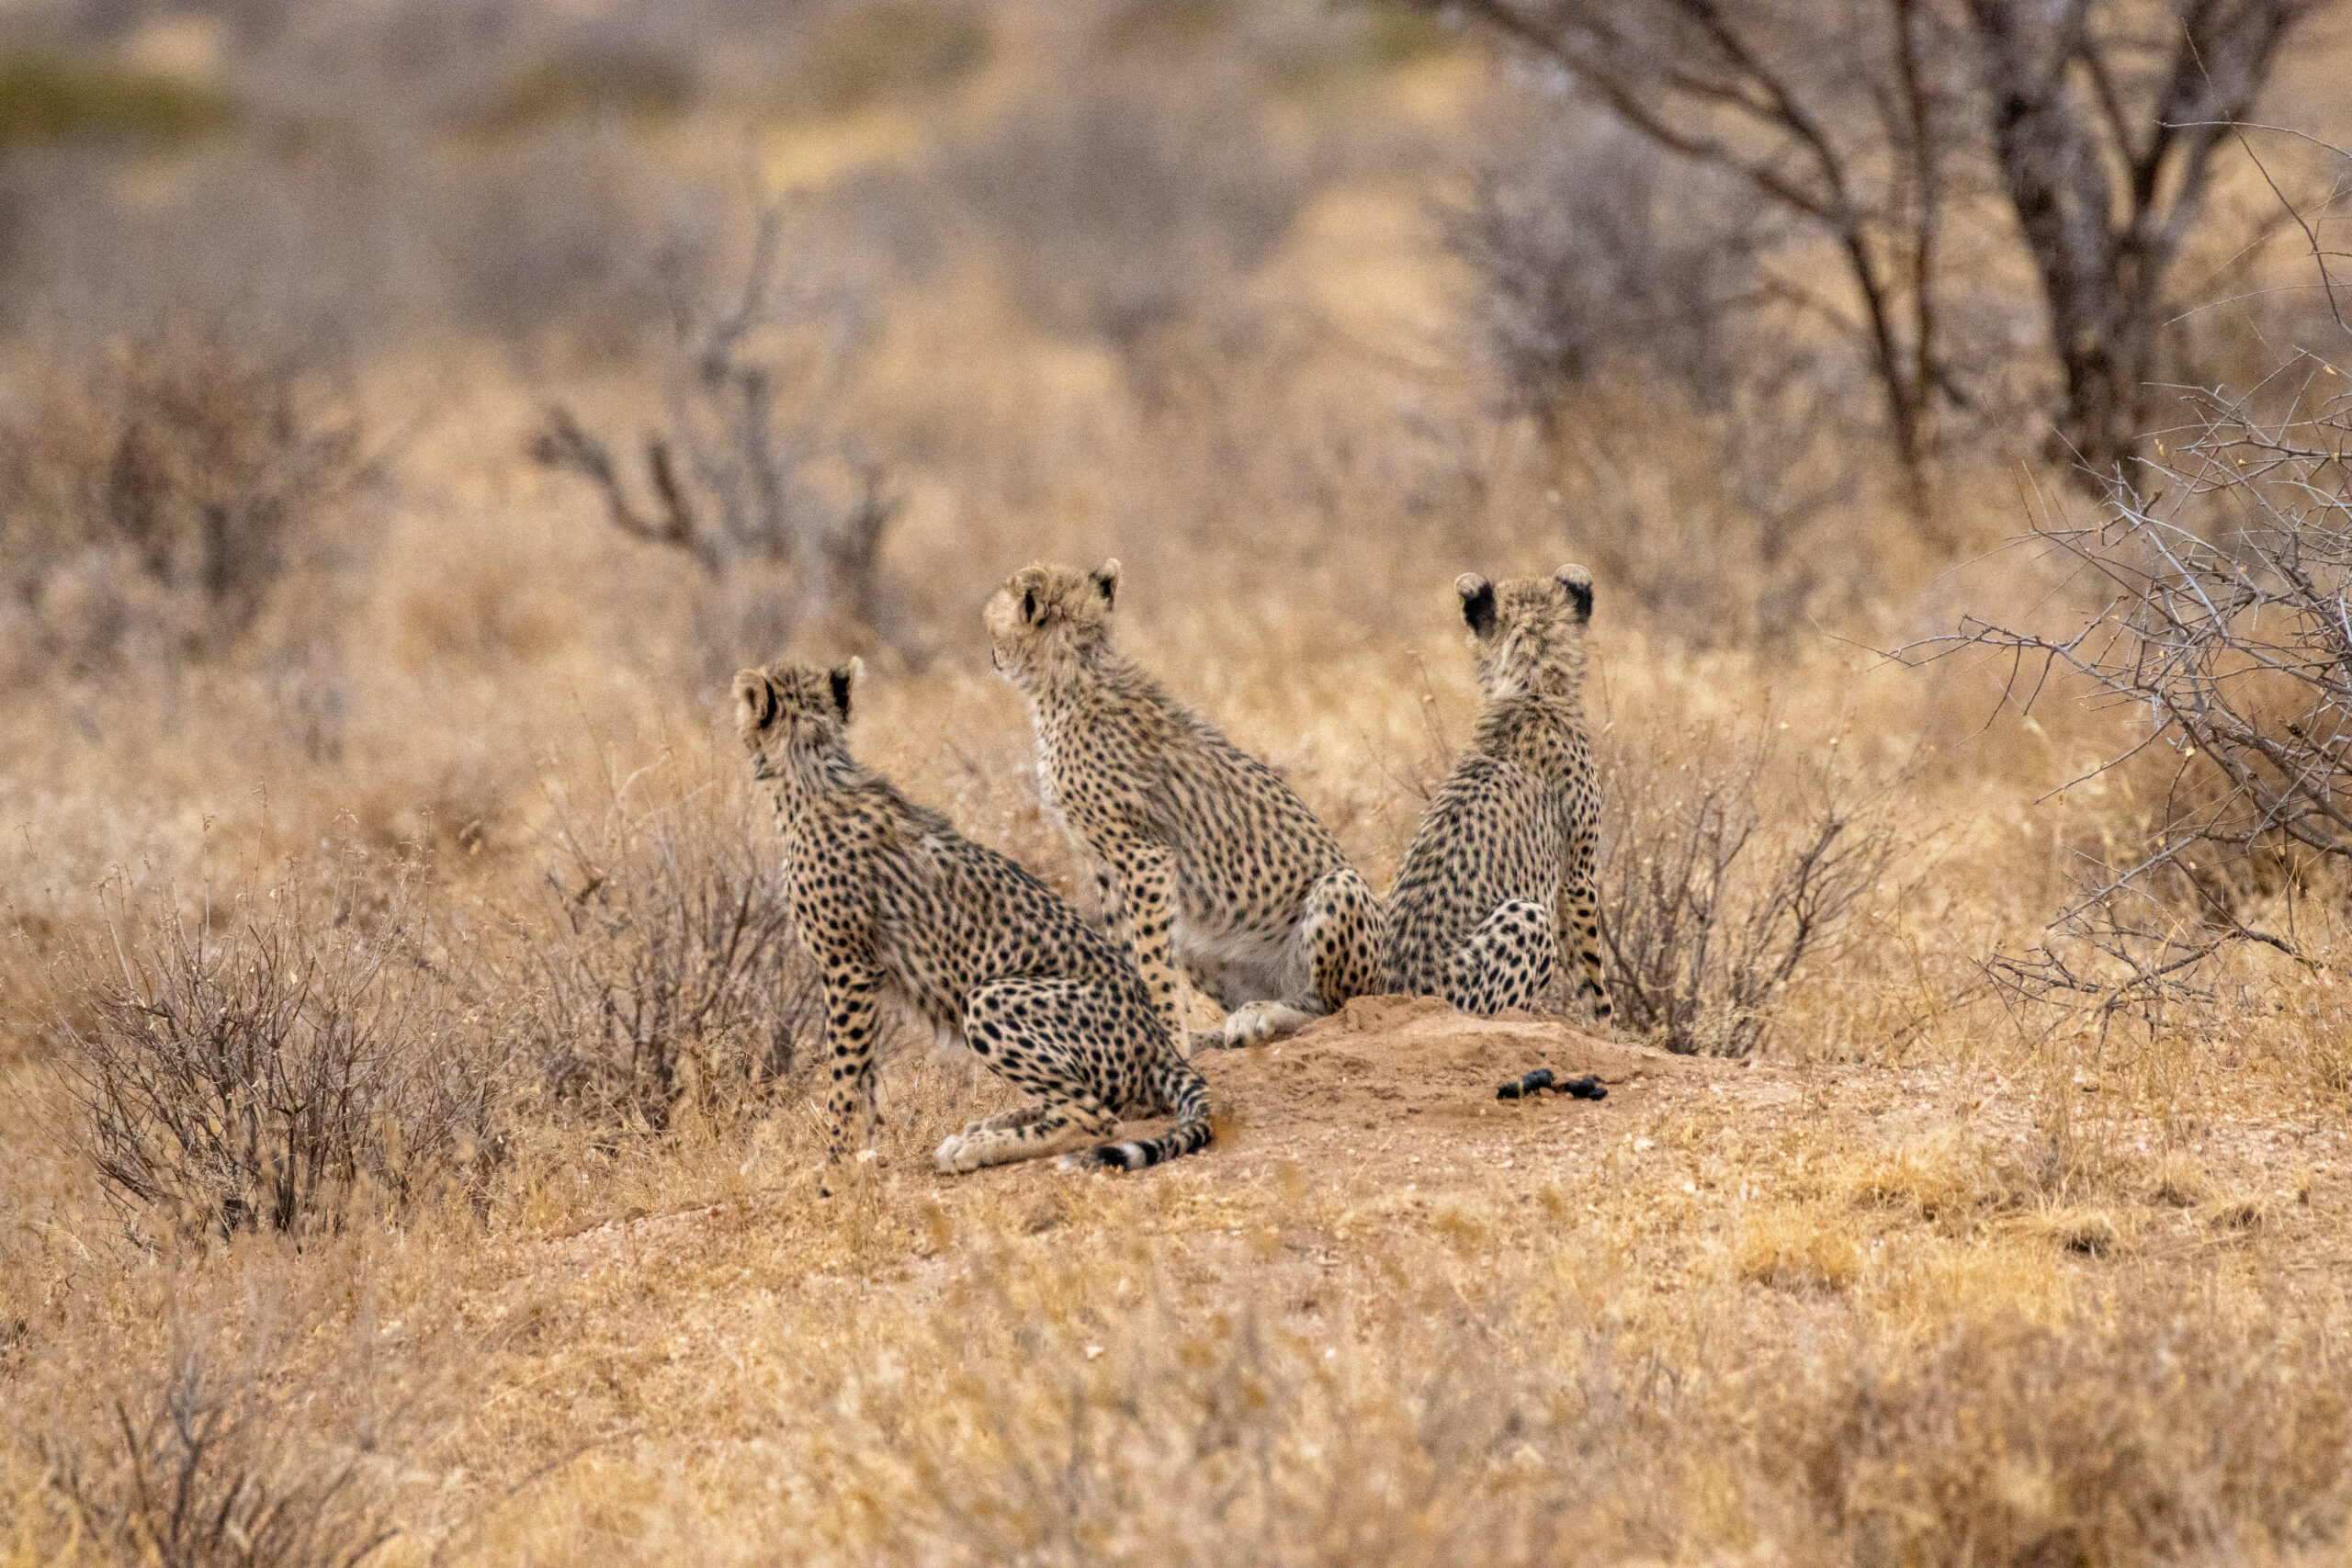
[1222,999,1311,1048]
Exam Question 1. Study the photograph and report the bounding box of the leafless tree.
[1440,0,1977,525]
[532,200,901,649]
[1439,0,2319,507]
[1966,0,2317,487]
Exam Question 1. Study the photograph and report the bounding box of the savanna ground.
[4,2,2352,1562]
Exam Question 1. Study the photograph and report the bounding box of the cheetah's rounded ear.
[1555,563,1594,624]
[1091,558,1122,610]
[1456,572,1498,637]
[827,657,863,723]
[733,669,777,732]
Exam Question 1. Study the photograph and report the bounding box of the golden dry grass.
[5,5,2352,1564]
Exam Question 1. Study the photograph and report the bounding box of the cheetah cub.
[1381,565,1614,1022]
[988,560,1382,1050]
[734,659,1213,1184]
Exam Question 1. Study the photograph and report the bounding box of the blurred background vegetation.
[6,5,2352,1558]
[0,0,2345,1162]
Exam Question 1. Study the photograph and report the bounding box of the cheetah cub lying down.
[734,659,1213,1183]
[988,559,1382,1050]
[1382,565,1614,1022]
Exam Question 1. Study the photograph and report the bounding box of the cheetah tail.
[1087,1052,1214,1171]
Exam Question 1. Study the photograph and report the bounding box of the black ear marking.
[828,665,854,721]
[1456,574,1498,637]
[1556,564,1594,624]
[1023,586,1039,624]
[1091,558,1122,609]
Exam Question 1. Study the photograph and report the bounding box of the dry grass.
[3,2,2350,1563]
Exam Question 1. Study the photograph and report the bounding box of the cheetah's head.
[732,657,861,782]
[1455,563,1593,699]
[985,558,1122,691]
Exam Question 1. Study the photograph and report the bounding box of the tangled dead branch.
[532,199,901,648]
[1906,225,2350,1022]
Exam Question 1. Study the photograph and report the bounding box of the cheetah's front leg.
[1096,840,1193,1046]
[1559,827,1614,1026]
[816,963,887,1194]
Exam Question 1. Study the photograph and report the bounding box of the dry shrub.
[23,1344,400,1568]
[468,43,698,137]
[1598,720,1909,1055]
[0,330,367,678]
[0,55,235,148]
[1914,177,2352,1029]
[781,0,992,118]
[1447,110,1770,426]
[439,132,707,357]
[49,855,494,1238]
[496,751,818,1133]
[5,1253,437,1568]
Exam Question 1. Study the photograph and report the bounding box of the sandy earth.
[347,987,2351,1551]
[536,993,2349,1288]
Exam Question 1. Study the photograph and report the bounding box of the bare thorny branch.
[1899,170,2352,1020]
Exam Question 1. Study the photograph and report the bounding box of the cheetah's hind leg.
[1221,865,1384,1047]
[934,1098,1114,1173]
[1084,1046,1214,1170]
[1442,898,1557,1017]
[933,982,1118,1174]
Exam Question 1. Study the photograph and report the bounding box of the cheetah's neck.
[1018,649,1176,740]
[756,743,869,827]
[1469,690,1589,773]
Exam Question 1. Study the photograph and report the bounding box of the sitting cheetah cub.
[1382,565,1614,1022]
[734,659,1213,1184]
[987,559,1382,1050]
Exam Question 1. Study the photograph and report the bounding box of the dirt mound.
[1198,994,1702,1146]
